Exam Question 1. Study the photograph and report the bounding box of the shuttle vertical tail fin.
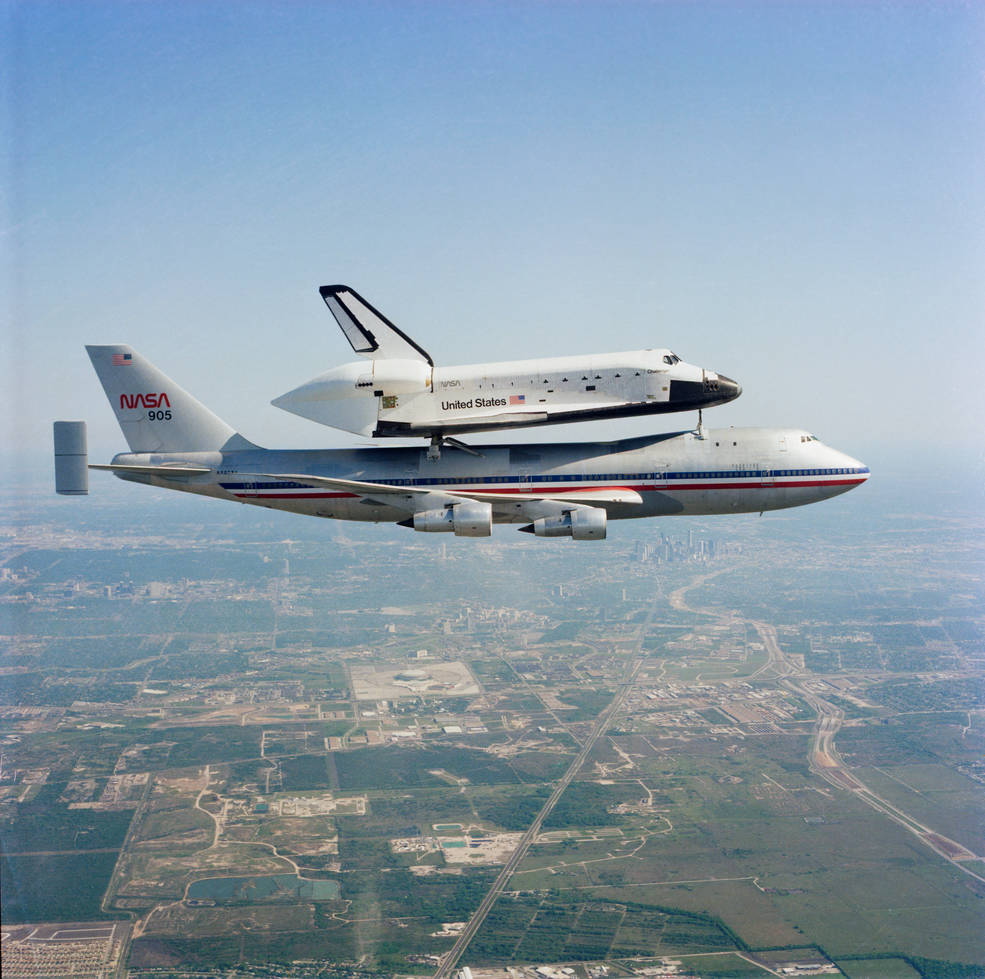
[319,285,433,364]
[86,345,255,453]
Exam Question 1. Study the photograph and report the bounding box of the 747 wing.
[256,473,640,538]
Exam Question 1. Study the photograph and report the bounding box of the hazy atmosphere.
[4,1,984,472]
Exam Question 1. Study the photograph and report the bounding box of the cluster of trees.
[543,781,638,828]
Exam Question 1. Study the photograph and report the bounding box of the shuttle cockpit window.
[662,353,681,365]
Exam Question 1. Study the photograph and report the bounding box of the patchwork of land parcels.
[1,479,983,978]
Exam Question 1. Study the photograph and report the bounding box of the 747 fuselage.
[97,425,869,538]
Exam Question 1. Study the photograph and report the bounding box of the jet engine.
[524,507,607,540]
[409,501,492,537]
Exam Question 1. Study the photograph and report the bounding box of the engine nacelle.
[529,514,572,538]
[528,507,606,540]
[451,501,493,537]
[412,507,455,533]
[571,507,607,540]
[412,501,492,537]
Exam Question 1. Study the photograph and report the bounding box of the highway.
[432,608,653,978]
[783,672,985,882]
[672,571,985,886]
[436,571,985,976]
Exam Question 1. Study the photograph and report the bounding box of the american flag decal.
[112,353,133,366]
[510,394,526,405]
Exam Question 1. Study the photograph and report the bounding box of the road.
[432,607,654,978]
[783,672,985,882]
[670,570,985,885]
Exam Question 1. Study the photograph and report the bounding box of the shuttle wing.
[319,285,433,365]
[383,411,550,436]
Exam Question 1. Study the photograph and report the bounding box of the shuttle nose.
[669,370,742,409]
[717,374,742,401]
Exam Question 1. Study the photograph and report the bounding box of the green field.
[837,958,923,979]
[465,896,738,963]
[1,802,133,854]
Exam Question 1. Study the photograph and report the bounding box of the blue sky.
[4,1,984,473]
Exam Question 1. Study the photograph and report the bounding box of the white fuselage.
[272,349,740,439]
[109,426,869,529]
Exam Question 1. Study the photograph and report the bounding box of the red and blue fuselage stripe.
[219,466,870,499]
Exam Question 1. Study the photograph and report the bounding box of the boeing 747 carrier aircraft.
[54,346,869,541]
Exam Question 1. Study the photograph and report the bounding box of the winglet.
[319,285,433,365]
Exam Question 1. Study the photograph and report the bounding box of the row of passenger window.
[369,467,863,487]
[223,467,865,491]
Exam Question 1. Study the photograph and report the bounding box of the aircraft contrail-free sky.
[4,1,983,472]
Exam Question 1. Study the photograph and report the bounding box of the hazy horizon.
[4,1,984,468]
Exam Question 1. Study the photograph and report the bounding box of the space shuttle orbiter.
[272,285,740,443]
